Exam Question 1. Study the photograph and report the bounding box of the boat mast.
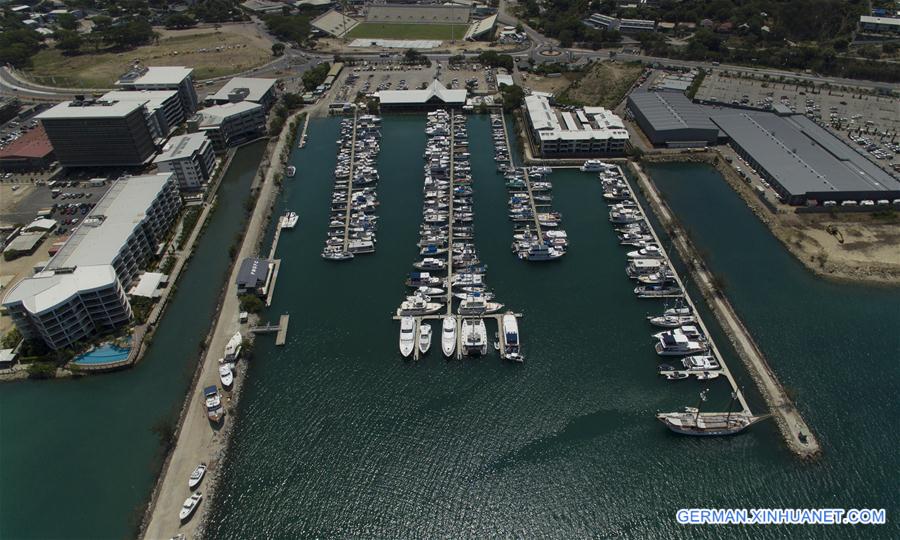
[726,389,738,423]
[694,388,709,422]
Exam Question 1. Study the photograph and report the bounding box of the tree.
[272,42,285,56]
[883,42,898,55]
[500,84,525,112]
[55,30,83,53]
[281,92,302,110]
[105,19,157,49]
[301,62,330,91]
[91,15,113,33]
[56,13,79,31]
[239,294,264,314]
[164,13,197,29]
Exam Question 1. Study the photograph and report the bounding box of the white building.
[584,13,656,33]
[188,102,266,152]
[524,94,629,156]
[859,15,900,33]
[2,173,182,350]
[153,133,216,190]
[116,66,199,114]
[100,90,186,139]
[206,77,278,111]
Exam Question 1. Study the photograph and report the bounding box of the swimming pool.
[72,344,131,366]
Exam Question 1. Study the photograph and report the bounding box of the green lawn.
[346,23,467,41]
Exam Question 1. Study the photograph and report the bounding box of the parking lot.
[695,71,900,173]
[335,60,498,104]
[0,181,109,229]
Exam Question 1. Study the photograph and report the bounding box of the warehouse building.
[524,94,628,157]
[626,90,720,148]
[37,99,156,168]
[153,133,216,190]
[188,101,266,152]
[2,173,181,349]
[0,123,55,172]
[100,89,185,139]
[376,80,467,111]
[206,77,278,111]
[116,65,199,114]
[709,109,900,205]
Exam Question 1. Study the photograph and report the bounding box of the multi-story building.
[206,77,278,111]
[524,94,629,157]
[2,173,182,349]
[153,133,216,190]
[100,90,186,139]
[583,13,656,33]
[116,65,199,114]
[37,99,156,168]
[187,102,266,152]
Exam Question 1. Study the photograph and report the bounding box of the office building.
[100,90,185,139]
[206,77,278,111]
[188,102,266,152]
[2,173,182,349]
[37,99,156,168]
[116,65,199,114]
[153,133,216,190]
[524,94,629,157]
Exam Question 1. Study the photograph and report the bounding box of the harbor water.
[0,142,265,540]
[205,117,898,537]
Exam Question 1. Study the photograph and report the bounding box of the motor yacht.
[280,211,299,229]
[655,333,708,356]
[682,355,720,371]
[418,323,432,355]
[441,316,456,357]
[399,317,415,358]
[218,363,233,389]
[458,293,503,315]
[502,313,522,362]
[188,463,207,489]
[203,385,224,423]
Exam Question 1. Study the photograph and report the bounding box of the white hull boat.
[441,316,456,357]
[418,323,432,355]
[399,316,415,358]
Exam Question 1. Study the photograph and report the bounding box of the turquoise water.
[205,116,895,538]
[72,343,131,365]
[0,142,265,540]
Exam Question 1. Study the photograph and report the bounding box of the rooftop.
[2,265,118,315]
[37,100,144,120]
[0,124,53,159]
[311,9,360,37]
[709,109,900,196]
[116,66,193,87]
[464,14,498,40]
[628,90,719,132]
[154,133,210,163]
[377,79,467,105]
[99,89,179,113]
[526,94,629,141]
[48,173,174,271]
[208,77,276,103]
[191,101,262,128]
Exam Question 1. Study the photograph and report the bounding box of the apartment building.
[187,101,266,152]
[524,94,629,157]
[153,133,216,190]
[100,90,186,139]
[116,65,199,114]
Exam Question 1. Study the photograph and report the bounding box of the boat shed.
[236,257,274,297]
[376,80,467,111]
[626,90,720,148]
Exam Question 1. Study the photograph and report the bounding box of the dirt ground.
[25,24,274,88]
[558,61,644,109]
[520,72,579,95]
[0,184,35,219]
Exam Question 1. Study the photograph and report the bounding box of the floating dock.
[265,259,281,307]
[275,314,289,346]
[628,162,820,458]
[342,109,359,252]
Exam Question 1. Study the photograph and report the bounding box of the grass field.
[25,28,271,88]
[346,22,467,41]
[557,62,644,109]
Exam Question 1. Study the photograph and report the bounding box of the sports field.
[346,23,467,41]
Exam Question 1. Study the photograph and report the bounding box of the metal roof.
[377,80,467,105]
[116,66,193,87]
[154,133,210,163]
[709,109,900,195]
[311,9,360,37]
[192,101,262,127]
[464,14,497,40]
[99,90,179,114]
[627,90,718,132]
[208,77,276,103]
[37,100,144,120]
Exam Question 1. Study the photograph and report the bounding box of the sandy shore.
[140,107,307,540]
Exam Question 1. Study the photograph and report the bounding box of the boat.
[179,492,202,521]
[462,319,488,356]
[203,385,224,423]
[648,313,696,328]
[397,294,443,316]
[188,463,207,489]
[413,257,447,271]
[653,325,706,342]
[580,159,612,172]
[517,242,564,261]
[224,332,242,361]
[657,390,763,436]
[218,364,233,388]
[280,211,299,229]
[441,316,456,358]
[501,313,522,362]
[626,245,665,259]
[458,293,503,315]
[406,272,443,288]
[635,284,683,298]
[399,317,415,358]
[418,323,432,355]
[322,248,354,261]
[694,371,721,380]
[286,166,296,178]
[655,333,708,356]
[682,354,720,371]
[663,371,689,380]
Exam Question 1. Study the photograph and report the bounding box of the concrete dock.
[275,314,289,346]
[629,161,820,458]
[342,108,359,253]
[265,259,281,307]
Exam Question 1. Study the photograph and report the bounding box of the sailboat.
[656,389,765,436]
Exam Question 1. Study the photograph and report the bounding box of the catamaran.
[462,318,488,356]
[280,211,299,229]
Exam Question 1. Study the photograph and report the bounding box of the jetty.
[341,108,359,252]
[629,161,820,458]
[250,314,289,346]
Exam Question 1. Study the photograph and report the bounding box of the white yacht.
[399,317,415,358]
[280,211,299,229]
[397,295,443,316]
[626,245,665,259]
[441,316,456,357]
[188,463,207,489]
[458,293,504,315]
[648,313,696,328]
[518,243,564,261]
[413,257,446,271]
[218,364,233,388]
[655,333,708,356]
[580,159,612,172]
[462,319,488,356]
[418,323,432,355]
[203,385,224,423]
[224,332,242,362]
[179,492,202,521]
[286,165,296,178]
[682,355,720,371]
[501,313,522,362]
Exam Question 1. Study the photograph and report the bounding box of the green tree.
[56,13,79,31]
[500,84,525,112]
[164,13,197,29]
[55,30,83,53]
[301,62,330,91]
[272,42,285,56]
[239,294,264,314]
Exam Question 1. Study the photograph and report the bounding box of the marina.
[597,163,762,434]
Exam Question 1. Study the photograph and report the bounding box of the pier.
[613,164,752,415]
[521,168,544,241]
[629,162,820,458]
[250,314,289,346]
[342,108,359,252]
